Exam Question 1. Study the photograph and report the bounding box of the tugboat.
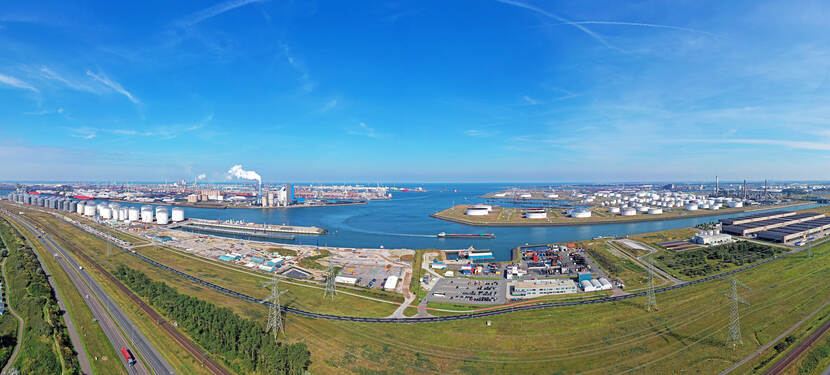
[437,232,495,239]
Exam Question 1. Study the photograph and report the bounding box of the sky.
[1,0,830,183]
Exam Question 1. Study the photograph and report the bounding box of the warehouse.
[721,213,825,236]
[509,279,577,298]
[756,217,830,242]
[720,211,796,226]
[693,230,731,245]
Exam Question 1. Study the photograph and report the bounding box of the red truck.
[121,347,136,365]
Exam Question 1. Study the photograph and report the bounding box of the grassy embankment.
[433,202,811,226]
[0,217,79,374]
[16,205,830,374]
[1,215,126,375]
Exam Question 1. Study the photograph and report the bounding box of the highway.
[9,214,174,375]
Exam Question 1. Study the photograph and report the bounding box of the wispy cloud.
[39,66,96,92]
[348,122,380,138]
[682,138,830,151]
[176,0,266,28]
[69,115,213,140]
[24,107,64,116]
[522,95,538,105]
[321,99,338,112]
[280,42,314,93]
[559,21,719,38]
[465,129,500,137]
[0,73,39,92]
[86,71,140,104]
[496,0,612,48]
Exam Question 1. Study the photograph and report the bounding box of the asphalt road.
[0,259,24,375]
[11,215,173,375]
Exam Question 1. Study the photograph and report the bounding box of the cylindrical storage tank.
[156,207,169,225]
[686,203,699,211]
[128,207,140,222]
[471,204,492,212]
[76,202,85,214]
[100,207,112,220]
[728,201,743,208]
[621,207,637,216]
[648,208,663,215]
[609,207,620,214]
[84,204,95,216]
[141,206,154,223]
[171,207,185,222]
[465,207,489,216]
[119,207,128,221]
[525,210,547,219]
[569,208,592,218]
[637,206,650,213]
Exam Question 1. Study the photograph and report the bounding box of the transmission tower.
[323,261,337,300]
[263,273,287,340]
[722,277,750,349]
[645,255,657,312]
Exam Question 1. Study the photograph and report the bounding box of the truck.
[121,346,136,365]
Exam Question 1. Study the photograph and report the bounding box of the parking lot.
[338,263,404,289]
[426,278,507,305]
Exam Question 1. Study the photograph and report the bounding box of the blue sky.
[1,0,829,183]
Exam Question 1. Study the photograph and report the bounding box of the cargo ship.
[437,232,495,239]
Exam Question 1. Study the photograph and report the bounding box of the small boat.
[437,232,495,239]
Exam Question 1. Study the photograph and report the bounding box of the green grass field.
[2,215,127,375]
[12,204,830,374]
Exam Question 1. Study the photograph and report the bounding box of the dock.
[176,223,296,241]
[176,218,325,235]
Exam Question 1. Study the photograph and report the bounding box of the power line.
[324,261,337,300]
[723,277,750,349]
[645,255,657,312]
[263,273,287,340]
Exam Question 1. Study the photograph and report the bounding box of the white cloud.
[465,129,499,137]
[280,42,314,93]
[348,122,380,138]
[522,95,538,105]
[321,99,338,112]
[86,71,140,104]
[681,138,830,151]
[176,0,265,28]
[496,0,612,48]
[0,73,38,92]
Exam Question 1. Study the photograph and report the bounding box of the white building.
[335,275,357,285]
[509,279,578,298]
[384,275,399,290]
[693,231,731,245]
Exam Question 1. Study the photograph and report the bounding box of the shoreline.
[107,198,368,210]
[429,202,815,227]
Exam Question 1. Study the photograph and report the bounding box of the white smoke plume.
[197,173,207,180]
[227,165,261,183]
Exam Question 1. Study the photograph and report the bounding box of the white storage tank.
[465,207,490,216]
[128,207,140,222]
[119,207,128,221]
[569,208,592,218]
[637,206,650,213]
[648,208,663,215]
[156,207,169,225]
[171,207,185,222]
[100,207,112,220]
[83,204,96,216]
[525,209,547,219]
[686,203,699,211]
[141,206,154,223]
[76,202,85,214]
[621,207,637,216]
[609,207,621,214]
[728,201,744,208]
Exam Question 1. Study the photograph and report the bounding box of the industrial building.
[693,230,732,245]
[721,212,825,236]
[509,279,578,298]
[720,211,796,226]
[756,217,830,243]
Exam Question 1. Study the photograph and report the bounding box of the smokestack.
[260,181,263,206]
[715,176,719,196]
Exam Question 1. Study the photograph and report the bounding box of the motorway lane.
[12,215,174,375]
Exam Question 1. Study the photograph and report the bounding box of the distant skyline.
[1,0,830,182]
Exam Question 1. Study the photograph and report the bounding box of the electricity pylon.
[645,255,657,312]
[324,261,337,300]
[723,277,750,349]
[263,273,287,340]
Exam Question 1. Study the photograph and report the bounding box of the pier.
[179,218,325,235]
[176,223,296,241]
